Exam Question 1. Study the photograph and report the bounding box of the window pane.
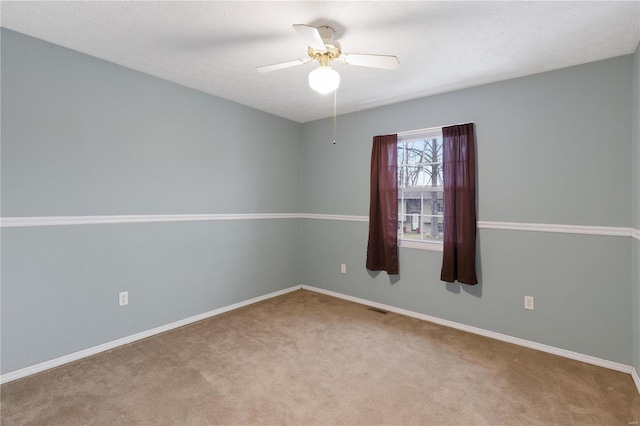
[396,129,444,243]
[421,215,444,241]
[397,214,409,240]
[404,140,425,165]
[401,166,423,187]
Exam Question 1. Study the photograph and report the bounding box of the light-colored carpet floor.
[1,289,639,425]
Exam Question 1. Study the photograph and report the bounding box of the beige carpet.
[2,289,639,425]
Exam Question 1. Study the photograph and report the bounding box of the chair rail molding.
[477,221,632,237]
[0,213,301,228]
[2,215,634,240]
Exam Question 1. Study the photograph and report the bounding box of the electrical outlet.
[341,264,346,274]
[119,291,129,307]
[524,296,534,310]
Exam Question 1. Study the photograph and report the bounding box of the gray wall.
[1,29,303,374]
[2,27,638,376]
[301,56,635,365]
[632,42,640,372]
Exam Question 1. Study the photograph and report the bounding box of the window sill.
[399,240,443,252]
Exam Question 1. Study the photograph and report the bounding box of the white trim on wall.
[301,285,640,395]
[0,213,301,228]
[302,215,633,239]
[3,214,634,239]
[477,221,632,237]
[301,213,368,222]
[0,285,301,385]
[399,240,443,251]
[633,368,640,395]
[2,284,638,395]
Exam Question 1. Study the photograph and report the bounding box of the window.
[397,127,444,249]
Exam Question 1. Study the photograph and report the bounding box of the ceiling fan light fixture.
[308,65,340,94]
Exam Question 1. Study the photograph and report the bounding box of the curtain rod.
[397,122,474,138]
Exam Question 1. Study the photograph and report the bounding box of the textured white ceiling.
[1,1,639,123]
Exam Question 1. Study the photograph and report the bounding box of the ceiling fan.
[256,24,399,94]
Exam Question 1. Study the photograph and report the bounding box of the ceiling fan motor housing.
[308,42,341,65]
[307,25,341,66]
[317,25,335,40]
[256,23,399,74]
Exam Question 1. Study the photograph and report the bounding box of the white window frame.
[397,126,444,252]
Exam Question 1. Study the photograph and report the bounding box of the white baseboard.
[301,284,640,395]
[633,367,640,395]
[4,283,639,396]
[0,285,302,385]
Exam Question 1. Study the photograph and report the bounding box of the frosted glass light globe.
[308,66,340,94]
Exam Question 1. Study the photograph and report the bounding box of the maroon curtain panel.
[440,123,478,285]
[366,134,399,275]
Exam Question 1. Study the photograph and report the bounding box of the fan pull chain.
[332,90,337,144]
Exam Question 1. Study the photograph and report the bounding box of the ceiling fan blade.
[292,24,326,52]
[341,53,399,70]
[256,58,311,73]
